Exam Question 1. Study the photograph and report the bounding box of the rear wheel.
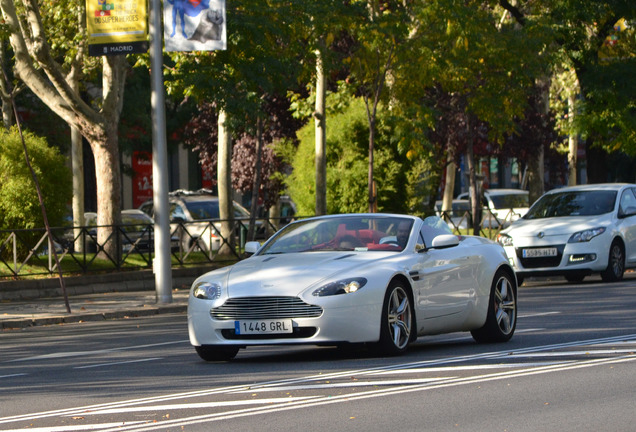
[600,240,624,282]
[195,345,239,361]
[471,270,517,343]
[375,281,414,356]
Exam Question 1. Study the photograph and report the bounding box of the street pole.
[149,0,173,303]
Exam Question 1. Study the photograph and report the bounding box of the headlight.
[497,233,514,247]
[312,278,367,297]
[192,281,222,300]
[568,227,606,243]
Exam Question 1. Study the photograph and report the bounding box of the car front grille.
[210,296,323,320]
[516,245,565,268]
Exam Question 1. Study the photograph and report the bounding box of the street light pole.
[149,0,173,303]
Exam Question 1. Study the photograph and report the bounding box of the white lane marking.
[3,334,636,426]
[0,422,146,432]
[74,358,163,369]
[74,397,321,416]
[0,373,27,379]
[518,311,561,318]
[6,340,189,363]
[368,362,573,374]
[507,349,636,358]
[95,355,636,432]
[231,377,454,393]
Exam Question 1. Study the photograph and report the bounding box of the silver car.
[497,183,636,284]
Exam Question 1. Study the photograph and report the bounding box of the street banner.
[87,0,149,56]
[164,0,226,52]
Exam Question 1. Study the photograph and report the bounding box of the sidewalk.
[0,288,189,330]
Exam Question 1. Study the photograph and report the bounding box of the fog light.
[568,254,596,264]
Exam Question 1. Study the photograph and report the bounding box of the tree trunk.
[567,91,577,186]
[314,47,327,216]
[217,109,235,255]
[248,116,264,242]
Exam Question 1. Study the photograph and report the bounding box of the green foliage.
[286,97,417,215]
[0,127,72,230]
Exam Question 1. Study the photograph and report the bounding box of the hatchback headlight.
[497,233,514,247]
[312,278,367,296]
[192,281,222,300]
[568,227,606,243]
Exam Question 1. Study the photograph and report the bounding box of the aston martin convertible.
[188,213,518,361]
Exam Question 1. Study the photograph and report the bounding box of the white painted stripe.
[0,373,27,379]
[74,397,320,415]
[518,311,561,318]
[368,362,573,374]
[7,340,189,363]
[231,378,454,393]
[507,349,636,358]
[0,422,146,431]
[74,358,162,369]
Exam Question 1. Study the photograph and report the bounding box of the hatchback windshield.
[524,190,617,219]
[490,194,529,209]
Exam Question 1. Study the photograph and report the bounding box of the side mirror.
[430,234,459,249]
[244,241,261,255]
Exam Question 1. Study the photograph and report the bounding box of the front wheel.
[600,240,624,282]
[472,270,517,343]
[375,281,414,356]
[195,345,240,361]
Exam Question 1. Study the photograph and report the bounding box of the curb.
[1,304,187,330]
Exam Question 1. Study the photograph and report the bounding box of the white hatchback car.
[497,183,636,284]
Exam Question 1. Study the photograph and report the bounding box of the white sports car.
[188,214,518,361]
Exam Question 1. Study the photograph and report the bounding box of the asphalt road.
[1,274,636,431]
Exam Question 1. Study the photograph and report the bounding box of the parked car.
[84,209,161,253]
[139,189,259,252]
[458,188,530,228]
[434,199,472,229]
[188,213,518,361]
[497,183,636,284]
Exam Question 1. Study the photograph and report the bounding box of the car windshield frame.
[524,190,617,219]
[257,215,416,255]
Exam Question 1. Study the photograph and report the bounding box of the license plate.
[523,247,557,258]
[235,319,293,335]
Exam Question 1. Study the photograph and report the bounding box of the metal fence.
[0,209,517,279]
[0,217,285,279]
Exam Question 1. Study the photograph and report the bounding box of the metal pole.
[149,0,172,303]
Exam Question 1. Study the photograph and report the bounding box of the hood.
[503,214,611,238]
[226,252,393,297]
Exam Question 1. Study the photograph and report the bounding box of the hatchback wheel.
[600,240,624,282]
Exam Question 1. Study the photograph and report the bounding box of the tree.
[0,0,127,258]
[286,97,409,215]
[0,127,71,232]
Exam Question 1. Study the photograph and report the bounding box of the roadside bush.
[285,97,411,215]
[0,127,72,251]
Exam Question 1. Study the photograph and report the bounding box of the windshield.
[185,201,220,220]
[524,190,617,219]
[258,215,415,254]
[489,193,529,209]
